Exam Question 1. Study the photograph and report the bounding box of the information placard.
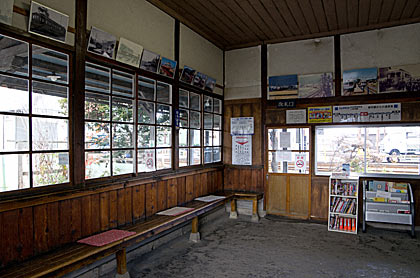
[232,135,252,165]
[231,117,254,135]
[286,109,307,124]
[333,103,401,123]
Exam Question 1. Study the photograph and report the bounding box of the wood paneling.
[267,175,287,214]
[310,176,329,220]
[289,176,310,217]
[224,167,264,193]
[132,185,145,221]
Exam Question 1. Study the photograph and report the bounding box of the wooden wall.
[223,98,264,193]
[0,168,222,268]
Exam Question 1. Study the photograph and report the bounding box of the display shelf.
[363,179,415,238]
[328,176,358,234]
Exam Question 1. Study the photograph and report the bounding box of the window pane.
[366,126,420,175]
[32,45,68,84]
[204,113,213,129]
[85,122,110,149]
[112,150,134,175]
[179,109,188,127]
[190,129,200,147]
[156,82,171,103]
[0,115,29,151]
[214,99,222,114]
[156,104,171,125]
[179,128,188,147]
[85,92,110,121]
[268,128,310,151]
[269,151,310,174]
[85,63,110,93]
[190,111,200,129]
[85,151,111,179]
[33,152,69,187]
[0,35,29,76]
[138,125,155,148]
[213,147,221,162]
[179,89,188,108]
[157,126,171,147]
[112,123,134,148]
[190,148,201,165]
[204,96,212,112]
[213,131,221,146]
[112,97,134,122]
[204,130,213,146]
[0,154,30,192]
[138,149,155,172]
[316,127,365,175]
[204,147,212,163]
[112,70,133,97]
[32,118,68,151]
[157,148,171,170]
[190,92,200,110]
[214,114,222,130]
[138,100,155,124]
[32,81,68,116]
[0,75,28,113]
[179,148,188,167]
[138,77,155,100]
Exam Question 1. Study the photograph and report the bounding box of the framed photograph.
[342,67,377,96]
[180,65,196,84]
[140,49,161,73]
[115,37,143,67]
[159,57,177,78]
[193,72,207,89]
[205,76,216,92]
[268,75,298,99]
[87,27,117,59]
[28,1,69,43]
[0,0,14,26]
[298,73,334,98]
[379,64,420,93]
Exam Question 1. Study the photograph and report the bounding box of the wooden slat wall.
[0,168,222,268]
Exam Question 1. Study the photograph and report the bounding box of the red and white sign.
[294,153,307,172]
[232,135,252,165]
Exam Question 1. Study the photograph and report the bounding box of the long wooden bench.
[0,191,262,278]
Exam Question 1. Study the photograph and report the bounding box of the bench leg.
[251,198,260,223]
[230,199,238,219]
[116,248,130,278]
[189,216,201,242]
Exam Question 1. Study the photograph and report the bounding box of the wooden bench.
[0,192,234,278]
[228,191,264,222]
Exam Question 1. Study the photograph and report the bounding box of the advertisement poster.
[308,106,332,123]
[232,135,252,165]
[333,103,401,123]
[231,117,254,135]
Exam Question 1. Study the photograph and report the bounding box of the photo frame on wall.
[205,76,216,92]
[28,1,69,43]
[180,65,196,84]
[87,27,117,59]
[379,64,420,93]
[298,73,334,98]
[0,0,14,26]
[342,67,377,96]
[140,49,161,73]
[193,72,207,89]
[159,57,177,78]
[115,37,143,67]
[268,75,298,99]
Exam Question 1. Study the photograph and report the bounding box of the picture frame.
[298,73,334,98]
[140,49,161,73]
[87,26,117,59]
[159,57,177,78]
[180,65,196,84]
[115,37,143,67]
[204,76,216,92]
[342,67,377,96]
[268,75,298,99]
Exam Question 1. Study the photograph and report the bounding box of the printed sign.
[277,100,296,108]
[231,117,254,135]
[333,103,401,123]
[308,106,332,123]
[232,135,252,165]
[294,153,307,172]
[286,109,307,124]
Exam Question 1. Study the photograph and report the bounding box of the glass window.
[203,96,223,164]
[138,77,155,101]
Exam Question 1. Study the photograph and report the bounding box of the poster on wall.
[193,72,207,89]
[140,49,161,73]
[342,67,378,96]
[379,64,420,93]
[180,65,196,84]
[87,27,117,58]
[286,109,306,124]
[333,103,401,123]
[232,135,252,165]
[115,38,143,67]
[298,73,334,98]
[0,0,14,25]
[159,57,177,78]
[308,106,332,123]
[268,75,298,99]
[28,1,69,43]
[231,117,254,135]
[205,76,216,92]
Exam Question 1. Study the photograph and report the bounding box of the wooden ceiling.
[146,0,420,50]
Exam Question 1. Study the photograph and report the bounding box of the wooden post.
[116,248,127,275]
[252,197,260,222]
[189,216,200,242]
[230,198,238,219]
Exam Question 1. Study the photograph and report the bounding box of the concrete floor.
[111,215,420,278]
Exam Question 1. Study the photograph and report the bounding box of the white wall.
[341,23,420,70]
[180,24,223,95]
[13,0,75,45]
[88,0,174,59]
[268,36,334,76]
[225,46,261,100]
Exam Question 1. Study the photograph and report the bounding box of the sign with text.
[277,99,296,108]
[231,117,254,135]
[286,109,307,124]
[308,106,332,123]
[232,135,252,165]
[333,103,401,123]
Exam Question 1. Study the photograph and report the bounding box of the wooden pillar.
[116,248,127,275]
[230,198,238,219]
[189,216,200,242]
[251,197,260,222]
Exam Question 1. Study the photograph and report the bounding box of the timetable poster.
[232,135,252,165]
[307,106,332,123]
[333,103,401,123]
[231,117,254,135]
